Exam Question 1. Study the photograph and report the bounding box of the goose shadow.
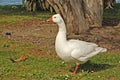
[70,61,114,73]
[102,18,120,26]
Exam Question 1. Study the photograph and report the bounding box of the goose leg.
[72,64,79,74]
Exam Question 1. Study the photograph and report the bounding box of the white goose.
[47,14,107,74]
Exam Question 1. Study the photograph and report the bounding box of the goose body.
[47,14,107,74]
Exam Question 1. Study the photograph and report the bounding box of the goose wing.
[69,40,101,62]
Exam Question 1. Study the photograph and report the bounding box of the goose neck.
[56,22,67,42]
[58,22,66,33]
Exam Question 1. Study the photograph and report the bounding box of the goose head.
[47,14,63,24]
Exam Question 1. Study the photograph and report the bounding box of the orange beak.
[47,17,53,22]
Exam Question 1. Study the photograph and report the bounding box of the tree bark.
[47,0,103,34]
[26,0,32,11]
[25,0,37,11]
[22,0,25,7]
[33,0,37,12]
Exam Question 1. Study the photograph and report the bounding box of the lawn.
[0,4,120,80]
[103,3,120,19]
[0,39,120,80]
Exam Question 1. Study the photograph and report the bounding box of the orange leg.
[72,65,79,74]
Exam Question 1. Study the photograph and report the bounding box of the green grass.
[0,37,120,80]
[0,5,53,26]
[0,45,120,80]
[0,4,120,80]
[103,3,120,19]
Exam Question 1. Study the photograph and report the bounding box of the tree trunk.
[47,0,103,34]
[33,0,37,12]
[22,0,25,7]
[25,0,37,12]
[38,0,54,13]
[26,0,32,11]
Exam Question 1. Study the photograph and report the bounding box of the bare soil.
[0,19,120,53]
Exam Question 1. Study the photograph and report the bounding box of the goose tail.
[96,47,107,52]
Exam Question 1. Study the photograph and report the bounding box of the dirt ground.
[0,19,120,53]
